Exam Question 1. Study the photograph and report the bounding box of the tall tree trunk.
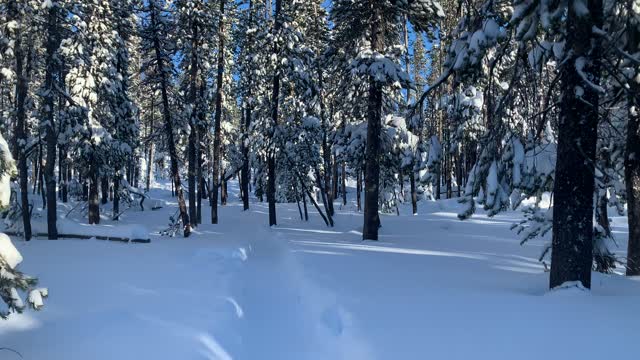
[322,137,334,217]
[101,177,109,204]
[549,0,602,289]
[150,5,190,237]
[241,1,255,212]
[625,6,640,276]
[341,162,347,206]
[221,173,228,205]
[356,169,362,212]
[241,105,251,211]
[146,100,155,192]
[196,85,205,224]
[363,4,384,240]
[301,181,309,221]
[88,164,100,224]
[318,61,333,218]
[61,149,68,203]
[187,20,199,226]
[113,175,120,221]
[11,1,32,240]
[267,0,282,227]
[332,156,338,203]
[42,3,60,239]
[211,0,226,224]
[594,190,615,273]
[410,170,417,215]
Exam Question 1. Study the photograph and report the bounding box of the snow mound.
[0,233,23,269]
[548,281,590,296]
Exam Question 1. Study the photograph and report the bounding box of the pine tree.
[332,0,443,240]
[141,0,191,237]
[547,0,603,290]
[0,131,45,318]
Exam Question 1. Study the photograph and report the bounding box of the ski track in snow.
[232,228,373,360]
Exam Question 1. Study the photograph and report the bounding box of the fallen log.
[2,231,150,243]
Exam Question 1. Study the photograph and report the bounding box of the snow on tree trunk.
[549,0,603,290]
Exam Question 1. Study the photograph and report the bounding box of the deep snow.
[1,181,639,360]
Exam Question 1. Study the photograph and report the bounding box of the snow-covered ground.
[1,181,639,359]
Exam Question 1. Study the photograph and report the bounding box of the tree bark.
[88,166,100,224]
[42,4,60,239]
[549,0,602,289]
[626,92,640,275]
[211,0,226,224]
[267,0,283,226]
[241,105,251,210]
[341,162,347,206]
[150,4,190,237]
[356,169,362,212]
[187,19,199,226]
[113,175,120,221]
[240,1,255,212]
[363,4,384,240]
[145,100,155,192]
[11,1,32,240]
[410,170,417,215]
[221,174,228,205]
[625,9,640,276]
[101,177,109,204]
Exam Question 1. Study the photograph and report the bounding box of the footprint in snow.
[321,306,344,336]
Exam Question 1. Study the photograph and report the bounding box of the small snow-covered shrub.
[0,233,47,318]
[0,133,46,318]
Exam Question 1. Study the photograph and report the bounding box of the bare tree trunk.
[322,137,334,217]
[549,0,602,289]
[61,150,68,203]
[10,1,32,240]
[88,165,100,224]
[341,162,347,206]
[314,168,333,226]
[294,181,303,220]
[301,181,309,221]
[150,4,190,237]
[113,175,120,221]
[41,4,61,239]
[241,105,251,211]
[187,19,199,226]
[410,171,417,215]
[211,0,226,224]
[332,156,338,202]
[363,4,384,240]
[267,0,282,227]
[594,191,615,273]
[356,169,362,212]
[221,173,228,205]
[241,1,255,212]
[196,89,205,224]
[146,100,155,192]
[101,177,109,204]
[625,4,640,276]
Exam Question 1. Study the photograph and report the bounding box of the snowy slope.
[1,181,638,360]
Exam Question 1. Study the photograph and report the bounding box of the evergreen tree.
[140,0,191,236]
